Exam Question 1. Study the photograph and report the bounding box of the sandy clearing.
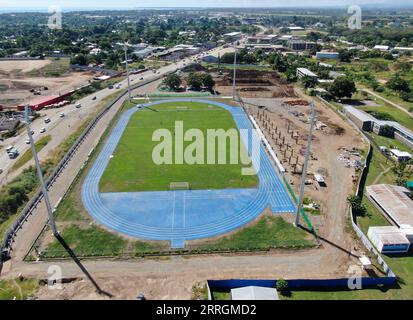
[0,60,52,74]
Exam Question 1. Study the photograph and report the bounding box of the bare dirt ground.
[214,69,297,98]
[0,60,52,73]
[0,73,370,300]
[0,60,92,107]
[243,93,366,260]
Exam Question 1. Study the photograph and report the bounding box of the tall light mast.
[24,106,58,236]
[232,48,237,101]
[294,101,316,227]
[124,42,132,101]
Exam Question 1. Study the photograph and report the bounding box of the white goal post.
[170,182,190,190]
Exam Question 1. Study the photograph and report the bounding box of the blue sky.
[0,0,401,9]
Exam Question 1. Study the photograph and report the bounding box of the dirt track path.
[4,248,358,299]
[362,88,412,116]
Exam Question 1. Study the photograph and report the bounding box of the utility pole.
[24,106,58,236]
[124,42,132,101]
[232,48,237,101]
[294,101,316,228]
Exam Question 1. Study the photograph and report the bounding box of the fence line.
[0,74,168,261]
[318,96,396,278]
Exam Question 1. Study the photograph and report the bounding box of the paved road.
[2,43,239,261]
[0,45,236,186]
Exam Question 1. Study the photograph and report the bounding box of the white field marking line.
[172,191,176,230]
[183,191,186,229]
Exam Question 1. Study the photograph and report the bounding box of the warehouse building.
[316,51,339,59]
[343,106,375,131]
[223,32,243,41]
[366,184,413,231]
[296,67,318,79]
[367,226,410,254]
[18,95,66,111]
[288,40,317,51]
[390,149,412,162]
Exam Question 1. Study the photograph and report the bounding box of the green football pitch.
[99,101,258,192]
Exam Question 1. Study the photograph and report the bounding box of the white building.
[231,286,279,300]
[367,226,410,254]
[296,67,318,79]
[374,45,390,51]
[223,32,243,41]
[366,184,413,235]
[390,149,412,162]
[394,47,413,52]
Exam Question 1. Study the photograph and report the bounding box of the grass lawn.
[27,58,70,77]
[100,101,258,192]
[359,104,413,132]
[189,215,314,251]
[11,135,51,171]
[0,279,39,300]
[43,225,126,258]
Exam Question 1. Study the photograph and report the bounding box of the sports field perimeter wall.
[207,275,396,296]
[0,73,170,262]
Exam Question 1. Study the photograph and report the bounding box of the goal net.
[170,182,190,190]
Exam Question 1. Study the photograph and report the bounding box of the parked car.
[59,113,65,118]
[40,127,46,133]
[75,103,82,108]
[25,138,30,144]
[44,118,51,124]
[92,96,97,100]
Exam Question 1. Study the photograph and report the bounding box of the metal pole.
[24,107,58,236]
[294,101,316,227]
[232,48,237,101]
[124,42,132,101]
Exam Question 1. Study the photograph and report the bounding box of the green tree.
[163,73,182,91]
[201,73,215,90]
[187,73,203,90]
[347,195,366,216]
[329,77,356,99]
[276,279,289,296]
[301,75,317,89]
[392,161,411,186]
[386,75,410,92]
[394,61,412,74]
[338,50,352,63]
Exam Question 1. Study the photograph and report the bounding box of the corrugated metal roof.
[367,184,413,227]
[344,105,375,123]
[231,286,279,300]
[368,226,410,245]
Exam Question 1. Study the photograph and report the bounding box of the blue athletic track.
[81,99,296,248]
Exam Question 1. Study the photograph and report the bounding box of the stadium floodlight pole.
[294,101,316,228]
[24,106,58,236]
[124,42,132,101]
[232,47,237,101]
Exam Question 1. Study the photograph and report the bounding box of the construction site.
[213,68,297,98]
[239,91,367,259]
[0,58,96,109]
